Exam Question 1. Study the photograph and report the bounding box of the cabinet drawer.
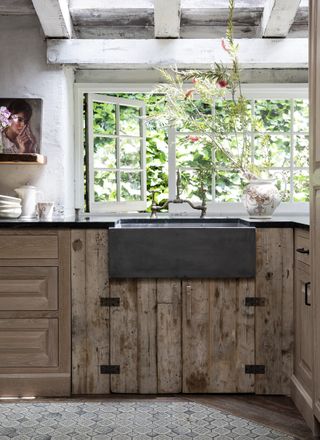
[0,267,58,310]
[0,235,58,259]
[295,231,310,266]
[0,319,58,367]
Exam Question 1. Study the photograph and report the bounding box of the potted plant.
[151,0,281,218]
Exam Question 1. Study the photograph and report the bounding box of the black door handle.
[305,282,311,306]
[296,247,310,255]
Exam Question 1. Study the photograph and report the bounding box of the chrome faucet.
[150,170,207,219]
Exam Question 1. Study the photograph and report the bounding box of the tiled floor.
[0,399,297,439]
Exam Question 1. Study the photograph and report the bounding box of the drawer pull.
[296,247,310,255]
[305,282,311,306]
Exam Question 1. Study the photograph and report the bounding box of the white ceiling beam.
[47,38,308,69]
[31,0,74,38]
[261,0,301,37]
[154,0,181,38]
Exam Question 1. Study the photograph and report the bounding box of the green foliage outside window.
[88,94,309,207]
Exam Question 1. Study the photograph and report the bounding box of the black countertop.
[0,215,310,229]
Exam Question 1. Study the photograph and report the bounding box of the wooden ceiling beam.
[47,38,308,69]
[261,0,301,37]
[31,0,74,38]
[154,0,181,38]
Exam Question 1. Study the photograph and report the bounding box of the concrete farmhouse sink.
[109,218,256,278]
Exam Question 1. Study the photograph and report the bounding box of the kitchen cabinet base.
[0,373,71,397]
[291,374,320,436]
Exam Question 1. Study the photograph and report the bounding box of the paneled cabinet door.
[182,279,255,393]
[294,265,313,395]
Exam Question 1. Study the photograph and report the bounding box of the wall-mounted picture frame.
[0,98,42,155]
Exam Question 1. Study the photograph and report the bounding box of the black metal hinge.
[100,297,120,307]
[100,365,120,374]
[245,364,265,374]
[245,297,266,307]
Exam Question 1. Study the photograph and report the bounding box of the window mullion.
[116,103,121,202]
[168,126,176,199]
[290,99,295,202]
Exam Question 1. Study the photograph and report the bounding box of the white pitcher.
[14,185,41,219]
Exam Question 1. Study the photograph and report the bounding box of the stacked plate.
[0,195,22,218]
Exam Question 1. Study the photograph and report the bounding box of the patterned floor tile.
[0,400,295,439]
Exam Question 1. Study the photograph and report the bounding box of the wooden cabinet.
[0,229,71,397]
[291,229,319,434]
[71,227,294,396]
[182,279,255,393]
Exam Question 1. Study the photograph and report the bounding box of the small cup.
[37,202,54,220]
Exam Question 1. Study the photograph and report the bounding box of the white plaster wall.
[0,15,75,217]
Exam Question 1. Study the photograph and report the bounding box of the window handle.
[296,247,309,255]
[305,282,311,306]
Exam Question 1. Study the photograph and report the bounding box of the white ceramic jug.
[14,185,41,219]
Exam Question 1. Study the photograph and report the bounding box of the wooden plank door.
[310,0,320,426]
[255,228,294,395]
[71,229,110,394]
[182,279,255,393]
[109,278,182,394]
[110,279,157,393]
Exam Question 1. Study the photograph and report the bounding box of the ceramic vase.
[243,179,281,218]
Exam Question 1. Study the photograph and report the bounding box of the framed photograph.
[0,98,42,155]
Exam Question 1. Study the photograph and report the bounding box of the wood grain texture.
[110,278,157,394]
[255,228,294,395]
[0,266,58,310]
[137,279,157,394]
[0,229,71,396]
[0,318,58,367]
[110,279,138,393]
[71,230,87,394]
[0,235,58,259]
[71,229,109,394]
[294,257,312,395]
[182,279,255,393]
[157,279,182,393]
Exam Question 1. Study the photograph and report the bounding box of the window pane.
[294,99,309,132]
[215,171,242,202]
[179,169,213,202]
[146,128,169,203]
[215,135,247,169]
[293,170,309,202]
[294,135,309,167]
[254,134,291,167]
[120,172,142,201]
[93,102,116,135]
[93,137,116,168]
[94,171,117,202]
[215,100,251,132]
[120,138,141,168]
[176,99,212,132]
[120,105,140,136]
[255,100,291,132]
[176,135,212,169]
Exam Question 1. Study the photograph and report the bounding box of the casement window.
[84,94,146,213]
[75,84,308,215]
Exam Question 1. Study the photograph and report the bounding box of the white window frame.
[75,85,147,213]
[74,82,309,216]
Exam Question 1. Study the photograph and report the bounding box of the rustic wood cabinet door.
[310,0,320,426]
[109,278,181,394]
[182,279,255,393]
[294,265,313,395]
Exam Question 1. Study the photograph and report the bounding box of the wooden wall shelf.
[0,154,47,164]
